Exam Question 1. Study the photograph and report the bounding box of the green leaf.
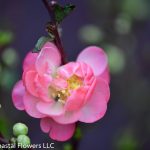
[64,4,75,15]
[54,4,75,24]
[32,36,53,53]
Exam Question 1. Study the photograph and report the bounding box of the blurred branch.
[0,132,9,150]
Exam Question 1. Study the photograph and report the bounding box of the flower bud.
[13,123,28,136]
[17,135,31,147]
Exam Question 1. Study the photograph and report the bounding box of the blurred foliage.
[0,29,18,90]
[63,143,73,150]
[105,45,126,74]
[0,67,17,91]
[0,63,2,73]
[120,0,149,20]
[73,127,82,140]
[0,116,9,137]
[1,48,19,67]
[79,25,104,44]
[114,129,139,150]
[114,14,132,35]
[0,30,14,46]
[0,27,18,141]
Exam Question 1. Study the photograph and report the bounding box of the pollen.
[49,75,83,104]
[67,75,83,90]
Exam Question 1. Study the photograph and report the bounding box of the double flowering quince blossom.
[12,42,110,141]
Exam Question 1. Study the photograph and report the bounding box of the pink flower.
[12,42,110,141]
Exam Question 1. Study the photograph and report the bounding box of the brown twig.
[42,0,66,65]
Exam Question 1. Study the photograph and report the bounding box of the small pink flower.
[12,42,110,141]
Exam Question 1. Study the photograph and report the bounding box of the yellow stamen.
[67,75,83,90]
[49,75,83,104]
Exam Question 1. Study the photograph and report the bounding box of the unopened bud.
[17,135,31,147]
[13,123,28,136]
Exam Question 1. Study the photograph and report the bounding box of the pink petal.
[96,77,110,103]
[36,101,64,116]
[24,70,39,97]
[84,78,97,103]
[40,118,75,141]
[34,74,53,102]
[78,62,94,83]
[23,93,45,118]
[12,80,25,110]
[77,46,108,77]
[65,87,87,111]
[37,74,52,89]
[23,52,38,71]
[35,42,61,75]
[52,78,68,89]
[79,78,110,123]
[58,62,80,79]
[98,66,110,83]
[53,110,80,124]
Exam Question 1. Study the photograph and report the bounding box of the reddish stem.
[42,0,66,65]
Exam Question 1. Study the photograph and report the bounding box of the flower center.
[67,75,83,90]
[49,75,83,104]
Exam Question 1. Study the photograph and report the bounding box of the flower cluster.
[12,42,110,141]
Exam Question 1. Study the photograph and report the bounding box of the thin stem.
[0,133,9,150]
[42,0,66,65]
[0,137,9,144]
[42,0,55,20]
